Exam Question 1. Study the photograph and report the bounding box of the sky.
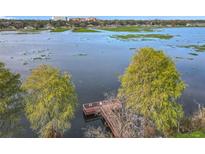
[1,16,205,20]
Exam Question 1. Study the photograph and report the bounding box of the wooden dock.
[83,99,122,137]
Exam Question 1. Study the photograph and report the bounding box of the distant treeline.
[1,19,205,30]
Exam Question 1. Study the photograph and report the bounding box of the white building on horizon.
[51,16,69,21]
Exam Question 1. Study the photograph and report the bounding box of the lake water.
[0,27,205,137]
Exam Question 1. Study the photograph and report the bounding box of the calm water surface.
[0,28,205,137]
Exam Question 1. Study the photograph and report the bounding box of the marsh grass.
[175,131,205,138]
[111,34,173,40]
[180,44,205,52]
[72,28,99,32]
[129,48,136,50]
[73,53,88,56]
[51,28,69,32]
[175,56,184,59]
[175,56,194,60]
[187,57,194,60]
[100,26,156,32]
[189,52,198,56]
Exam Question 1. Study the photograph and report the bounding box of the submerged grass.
[77,53,88,56]
[175,56,184,59]
[180,44,205,52]
[100,26,156,32]
[73,53,88,56]
[111,34,173,40]
[72,28,99,32]
[189,52,198,56]
[175,56,194,60]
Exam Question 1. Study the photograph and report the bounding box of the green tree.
[22,65,77,137]
[118,48,185,136]
[0,62,23,137]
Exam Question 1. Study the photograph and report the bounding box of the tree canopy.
[118,48,185,136]
[0,62,23,137]
[22,65,77,137]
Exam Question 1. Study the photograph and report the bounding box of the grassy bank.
[111,34,174,40]
[16,29,45,34]
[72,28,99,32]
[175,131,205,138]
[180,44,205,52]
[100,26,157,32]
[51,28,70,32]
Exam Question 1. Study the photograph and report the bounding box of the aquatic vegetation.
[187,57,194,60]
[141,38,155,41]
[175,131,205,138]
[175,56,194,60]
[51,28,69,32]
[72,28,99,32]
[189,52,198,56]
[175,56,184,59]
[33,55,50,60]
[129,48,136,50]
[111,34,173,40]
[41,54,46,57]
[167,44,176,48]
[33,57,43,60]
[100,26,156,32]
[180,44,205,52]
[73,53,88,56]
[23,62,28,65]
[78,53,88,56]
[19,48,51,64]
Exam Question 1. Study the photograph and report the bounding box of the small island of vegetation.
[180,44,205,52]
[51,27,70,32]
[100,26,156,32]
[72,28,99,32]
[111,34,174,40]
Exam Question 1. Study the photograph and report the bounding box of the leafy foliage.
[0,62,23,137]
[118,48,185,136]
[22,65,77,137]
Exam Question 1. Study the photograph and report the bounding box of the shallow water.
[0,28,205,137]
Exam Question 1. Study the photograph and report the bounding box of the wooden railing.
[83,99,122,137]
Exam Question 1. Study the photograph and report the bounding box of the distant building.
[69,17,97,22]
[51,16,69,21]
[186,23,192,27]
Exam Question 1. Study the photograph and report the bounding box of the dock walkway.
[83,99,122,137]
